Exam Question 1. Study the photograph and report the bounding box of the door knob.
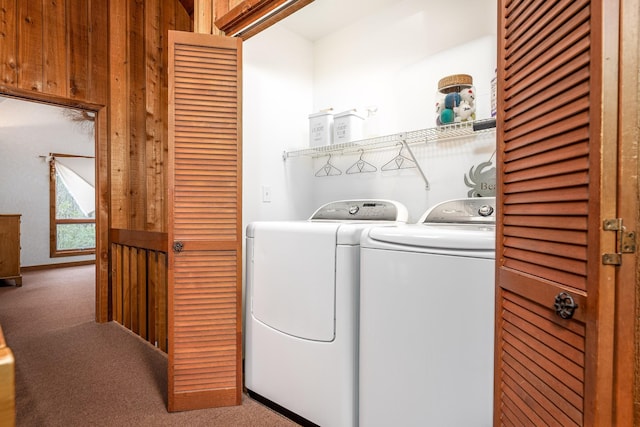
[554,292,578,319]
[172,241,184,253]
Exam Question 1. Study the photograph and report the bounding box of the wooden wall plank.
[129,0,147,230]
[67,0,88,99]
[194,0,214,34]
[0,0,18,85]
[122,245,131,328]
[176,2,191,31]
[137,249,148,339]
[148,250,157,346]
[42,0,66,96]
[130,247,139,334]
[114,244,123,324]
[162,2,177,234]
[145,0,163,232]
[108,0,130,230]
[157,251,167,352]
[87,0,109,105]
[17,0,44,92]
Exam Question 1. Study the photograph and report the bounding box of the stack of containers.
[308,108,366,147]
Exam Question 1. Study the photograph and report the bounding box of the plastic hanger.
[346,150,377,174]
[381,144,417,170]
[315,154,342,177]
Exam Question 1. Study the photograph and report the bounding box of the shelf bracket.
[399,134,430,190]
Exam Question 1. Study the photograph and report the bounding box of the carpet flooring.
[0,265,298,427]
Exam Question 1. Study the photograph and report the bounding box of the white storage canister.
[333,109,365,144]
[308,111,333,147]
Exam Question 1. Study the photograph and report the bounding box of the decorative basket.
[437,74,474,94]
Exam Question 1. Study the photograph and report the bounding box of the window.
[49,154,96,257]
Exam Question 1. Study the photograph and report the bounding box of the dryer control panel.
[310,200,408,222]
[420,197,496,224]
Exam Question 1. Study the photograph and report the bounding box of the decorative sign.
[464,160,496,197]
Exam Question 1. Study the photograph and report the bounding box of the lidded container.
[435,74,476,126]
[333,109,365,144]
[308,110,334,147]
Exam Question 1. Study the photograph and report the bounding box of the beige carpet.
[0,265,298,427]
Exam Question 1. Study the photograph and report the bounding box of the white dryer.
[245,200,408,427]
[359,197,496,427]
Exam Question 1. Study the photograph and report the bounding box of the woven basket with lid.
[438,74,474,94]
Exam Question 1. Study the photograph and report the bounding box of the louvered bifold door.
[167,30,242,412]
[496,1,619,426]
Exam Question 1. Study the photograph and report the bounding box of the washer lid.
[419,197,496,225]
[310,199,408,222]
[368,223,495,251]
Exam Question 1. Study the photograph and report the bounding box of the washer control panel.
[310,200,408,222]
[421,197,496,224]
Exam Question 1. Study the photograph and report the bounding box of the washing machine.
[245,199,408,427]
[359,197,496,427]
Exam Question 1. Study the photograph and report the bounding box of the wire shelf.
[283,118,496,159]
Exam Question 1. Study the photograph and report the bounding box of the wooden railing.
[110,229,168,352]
[0,324,15,427]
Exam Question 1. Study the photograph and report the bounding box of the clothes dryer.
[359,197,496,427]
[245,199,408,427]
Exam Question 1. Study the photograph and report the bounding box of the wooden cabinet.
[0,215,21,287]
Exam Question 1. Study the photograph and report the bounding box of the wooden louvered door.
[167,30,242,411]
[495,1,620,425]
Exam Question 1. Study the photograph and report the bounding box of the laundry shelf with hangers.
[282,118,496,159]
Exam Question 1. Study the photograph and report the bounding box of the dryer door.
[250,222,338,341]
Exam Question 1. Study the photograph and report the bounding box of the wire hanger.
[346,149,377,174]
[315,154,342,177]
[381,143,417,170]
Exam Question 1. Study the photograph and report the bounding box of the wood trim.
[21,260,96,272]
[95,107,109,324]
[616,0,640,423]
[585,1,620,424]
[0,323,15,427]
[0,87,105,111]
[110,229,168,252]
[214,0,314,39]
[49,156,57,258]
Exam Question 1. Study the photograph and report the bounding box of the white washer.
[245,199,408,427]
[359,197,496,427]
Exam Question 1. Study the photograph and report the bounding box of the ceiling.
[178,0,400,41]
[277,0,400,41]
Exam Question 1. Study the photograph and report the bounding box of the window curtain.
[54,157,95,216]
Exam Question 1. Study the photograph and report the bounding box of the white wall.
[243,24,317,227]
[244,0,498,223]
[0,98,95,267]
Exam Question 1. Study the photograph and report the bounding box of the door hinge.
[602,218,636,265]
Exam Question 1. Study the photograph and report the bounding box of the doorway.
[0,96,96,268]
[0,93,108,323]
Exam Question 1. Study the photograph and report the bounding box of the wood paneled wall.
[108,0,190,343]
[0,0,189,334]
[0,0,109,104]
[109,0,191,233]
